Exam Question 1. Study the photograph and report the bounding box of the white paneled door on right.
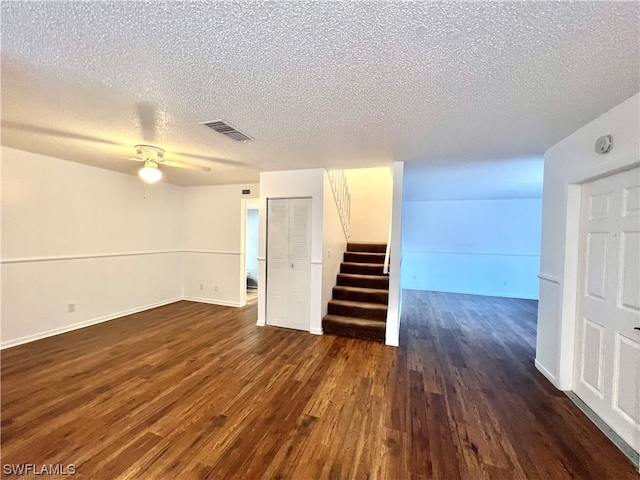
[575,167,640,453]
[266,198,312,332]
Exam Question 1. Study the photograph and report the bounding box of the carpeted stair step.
[347,242,387,254]
[332,286,389,305]
[328,299,388,321]
[337,273,389,290]
[344,251,386,264]
[327,241,390,342]
[322,315,386,342]
[340,262,385,275]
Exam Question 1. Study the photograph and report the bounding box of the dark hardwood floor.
[1,290,637,479]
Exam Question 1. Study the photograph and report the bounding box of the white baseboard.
[182,296,243,308]
[310,327,323,335]
[385,336,399,347]
[535,358,557,386]
[0,297,183,350]
[1,295,317,349]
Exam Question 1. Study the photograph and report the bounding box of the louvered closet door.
[266,198,311,331]
[266,199,290,329]
[574,167,640,453]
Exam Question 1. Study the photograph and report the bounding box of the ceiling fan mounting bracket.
[135,144,165,161]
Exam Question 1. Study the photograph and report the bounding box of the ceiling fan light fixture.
[139,160,162,183]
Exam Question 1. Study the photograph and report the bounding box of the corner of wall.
[386,161,404,347]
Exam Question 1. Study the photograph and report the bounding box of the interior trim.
[257,258,318,263]
[535,358,557,385]
[183,250,241,255]
[0,295,247,349]
[182,296,243,307]
[538,273,561,284]
[1,249,241,264]
[567,158,640,185]
[0,297,183,349]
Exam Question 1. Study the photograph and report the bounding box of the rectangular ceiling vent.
[199,119,253,142]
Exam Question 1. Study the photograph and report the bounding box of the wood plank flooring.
[1,290,637,479]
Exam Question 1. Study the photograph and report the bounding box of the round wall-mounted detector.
[595,135,613,154]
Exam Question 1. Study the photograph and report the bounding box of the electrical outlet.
[327,249,331,258]
[68,303,76,313]
[412,275,416,281]
[200,283,204,290]
[214,285,219,292]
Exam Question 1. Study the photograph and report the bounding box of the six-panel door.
[575,167,640,452]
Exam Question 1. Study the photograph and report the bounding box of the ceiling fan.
[119,144,211,183]
[1,101,251,183]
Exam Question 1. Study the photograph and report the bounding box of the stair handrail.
[327,169,351,240]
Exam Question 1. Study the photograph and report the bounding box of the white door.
[574,167,640,453]
[266,198,311,331]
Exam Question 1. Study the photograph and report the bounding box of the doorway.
[242,198,260,306]
[266,197,312,331]
[246,206,259,303]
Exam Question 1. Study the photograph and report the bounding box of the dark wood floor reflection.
[2,291,637,479]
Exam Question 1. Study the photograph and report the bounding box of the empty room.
[1,2,639,479]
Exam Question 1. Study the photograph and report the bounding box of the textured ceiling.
[1,1,638,186]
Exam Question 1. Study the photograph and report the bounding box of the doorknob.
[290,263,294,268]
[634,327,640,331]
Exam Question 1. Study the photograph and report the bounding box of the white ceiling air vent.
[199,119,253,142]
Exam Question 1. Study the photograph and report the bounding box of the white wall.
[1,147,184,347]
[537,92,639,390]
[402,198,542,299]
[1,147,262,348]
[344,167,392,243]
[386,162,404,347]
[322,171,348,319]
[182,184,259,307]
[257,169,325,334]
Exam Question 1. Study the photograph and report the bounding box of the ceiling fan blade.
[1,121,125,146]
[135,101,157,143]
[172,150,249,167]
[114,156,144,162]
[163,160,211,172]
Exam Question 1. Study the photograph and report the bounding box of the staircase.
[322,242,389,342]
